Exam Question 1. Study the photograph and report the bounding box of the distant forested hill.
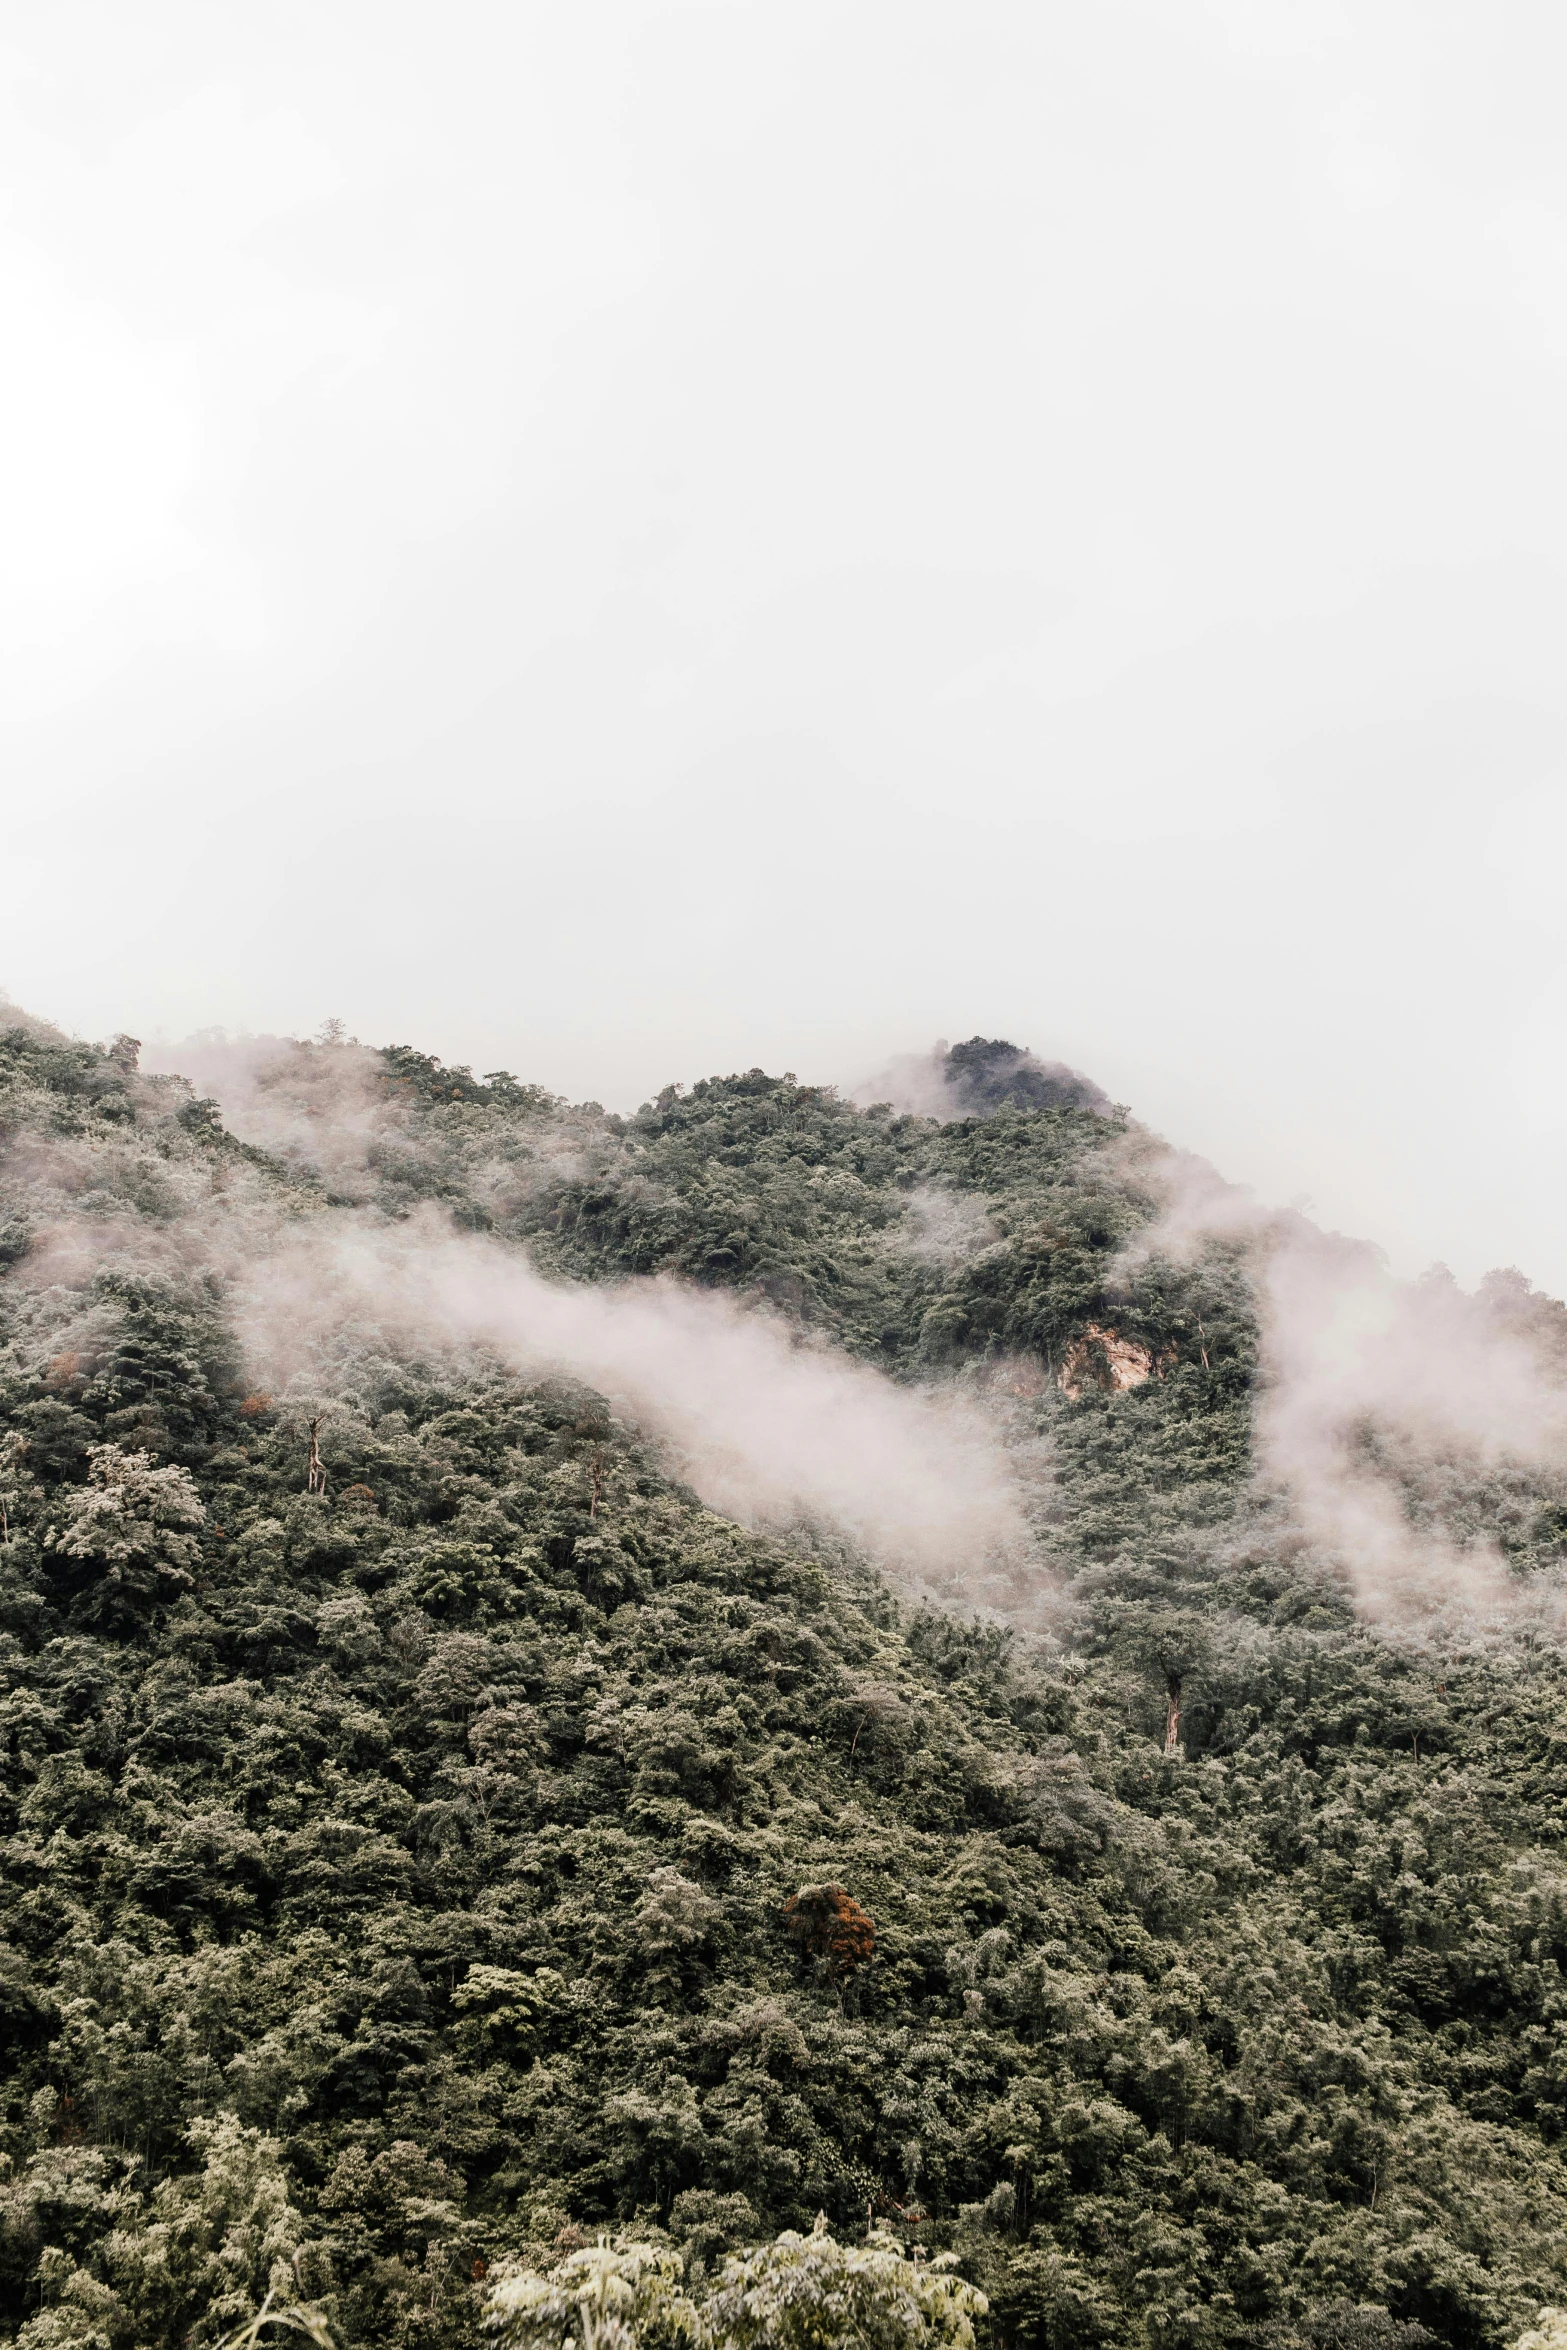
[2,1016,1567,2350]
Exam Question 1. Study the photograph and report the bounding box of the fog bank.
[235,1208,1033,1594]
[1129,1147,1567,1621]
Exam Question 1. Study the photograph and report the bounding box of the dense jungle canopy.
[2,1013,1567,2350]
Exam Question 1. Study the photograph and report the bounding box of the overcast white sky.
[5,1,1567,1288]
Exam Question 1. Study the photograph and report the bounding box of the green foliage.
[485,2222,983,2350]
[46,1446,204,1628]
[1,2109,319,2350]
[486,2238,697,2350]
[1516,2317,1567,2350]
[700,2221,985,2350]
[0,1017,1566,2350]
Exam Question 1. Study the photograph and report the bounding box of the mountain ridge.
[1,1012,1566,2350]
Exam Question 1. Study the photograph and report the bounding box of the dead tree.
[306,1418,327,1498]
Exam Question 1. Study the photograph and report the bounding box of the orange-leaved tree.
[783,1884,875,1978]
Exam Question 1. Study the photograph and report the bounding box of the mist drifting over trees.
[5,1011,1567,2350]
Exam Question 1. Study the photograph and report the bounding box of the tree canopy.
[0,1016,1565,2350]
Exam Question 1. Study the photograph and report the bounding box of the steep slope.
[2,1017,1567,2350]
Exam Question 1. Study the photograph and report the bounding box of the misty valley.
[6,1012,1567,2350]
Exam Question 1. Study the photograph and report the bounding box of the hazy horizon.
[8,3,1567,1294]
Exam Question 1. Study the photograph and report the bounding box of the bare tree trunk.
[307,1418,327,1498]
[1163,1676,1182,1755]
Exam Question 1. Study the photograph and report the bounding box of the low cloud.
[1123,1145,1567,1621]
[856,1036,1110,1121]
[231,1208,1035,1598]
[10,1024,1042,1607]
[1260,1231,1567,1619]
[141,1028,395,1200]
[900,1184,999,1266]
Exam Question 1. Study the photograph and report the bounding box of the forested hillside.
[4,1014,1567,2350]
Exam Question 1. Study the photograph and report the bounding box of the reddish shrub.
[783,1883,876,1977]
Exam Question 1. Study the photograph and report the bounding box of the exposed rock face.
[1058,1323,1158,1398]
